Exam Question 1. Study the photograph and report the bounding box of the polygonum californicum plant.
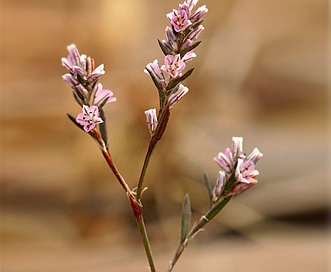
[61,1,263,272]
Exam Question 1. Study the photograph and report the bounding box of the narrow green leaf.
[67,113,84,131]
[97,96,109,109]
[180,41,201,58]
[203,173,213,208]
[145,67,166,109]
[153,104,170,141]
[99,109,108,148]
[167,68,194,91]
[72,91,84,107]
[178,67,195,83]
[180,194,191,243]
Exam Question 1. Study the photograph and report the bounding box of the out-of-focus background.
[1,0,329,271]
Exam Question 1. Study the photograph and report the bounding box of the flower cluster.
[212,137,263,202]
[61,44,116,132]
[144,0,208,136]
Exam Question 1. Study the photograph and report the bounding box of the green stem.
[136,139,157,200]
[129,195,157,272]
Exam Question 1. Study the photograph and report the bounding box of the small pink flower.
[61,44,105,89]
[212,170,226,203]
[167,7,192,32]
[232,137,243,160]
[181,51,197,62]
[163,26,178,51]
[186,25,204,43]
[93,83,117,107]
[144,108,158,136]
[62,74,79,89]
[214,137,263,197]
[190,5,208,23]
[144,60,166,88]
[161,54,186,78]
[168,84,189,108]
[76,105,103,132]
[182,0,199,12]
[214,148,234,174]
[235,159,259,184]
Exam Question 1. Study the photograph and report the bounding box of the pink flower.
[61,44,105,89]
[162,26,179,52]
[212,171,226,203]
[214,147,234,174]
[227,148,263,196]
[213,137,263,198]
[168,84,189,108]
[183,0,199,12]
[235,159,259,184]
[93,83,117,107]
[144,60,166,89]
[76,105,103,132]
[185,25,204,44]
[189,5,208,23]
[214,137,243,174]
[144,108,158,136]
[161,54,186,78]
[167,6,192,33]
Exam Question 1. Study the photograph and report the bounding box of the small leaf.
[99,109,108,148]
[203,173,213,209]
[97,97,110,109]
[180,194,191,243]
[178,67,195,82]
[145,67,166,109]
[67,113,84,131]
[153,104,170,141]
[72,91,84,107]
[180,41,201,58]
[167,68,194,91]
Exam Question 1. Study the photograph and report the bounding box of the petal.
[232,137,243,159]
[212,170,227,202]
[84,123,95,132]
[246,148,263,164]
[168,84,189,108]
[182,51,196,62]
[67,44,81,66]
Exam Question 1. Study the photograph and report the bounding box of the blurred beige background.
[1,0,328,271]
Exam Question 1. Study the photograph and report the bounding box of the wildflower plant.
[61,1,263,271]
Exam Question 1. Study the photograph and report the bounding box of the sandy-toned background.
[1,0,329,271]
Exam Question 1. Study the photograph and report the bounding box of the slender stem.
[93,129,157,271]
[92,129,131,193]
[136,139,157,200]
[101,149,131,193]
[129,195,157,272]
